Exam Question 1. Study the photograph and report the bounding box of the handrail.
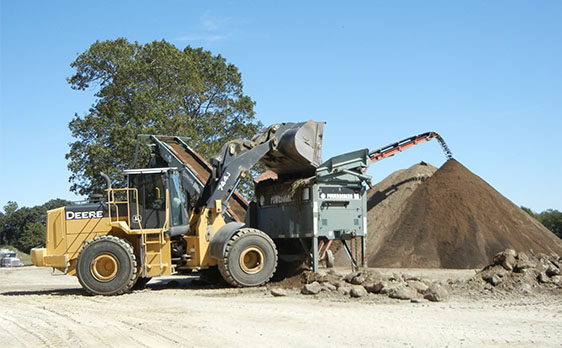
[105,187,142,233]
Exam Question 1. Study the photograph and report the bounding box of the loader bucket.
[262,120,324,175]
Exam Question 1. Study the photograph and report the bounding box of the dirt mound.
[452,249,562,299]
[334,162,437,266]
[478,249,562,288]
[370,159,562,268]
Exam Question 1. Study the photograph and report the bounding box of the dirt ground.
[1,267,561,347]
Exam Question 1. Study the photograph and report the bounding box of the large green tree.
[67,38,260,196]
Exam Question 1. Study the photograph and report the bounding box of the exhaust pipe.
[100,172,112,190]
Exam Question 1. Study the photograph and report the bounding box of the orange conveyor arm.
[368,131,453,163]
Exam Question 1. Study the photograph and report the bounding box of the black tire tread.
[76,235,138,296]
[217,228,277,287]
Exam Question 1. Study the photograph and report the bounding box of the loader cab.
[123,168,189,231]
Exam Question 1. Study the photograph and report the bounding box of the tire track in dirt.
[34,299,95,348]
[2,314,58,347]
[0,316,40,347]
[42,292,187,347]
[89,296,178,346]
[2,296,89,347]
[3,294,143,347]
[43,297,161,347]
[103,293,194,346]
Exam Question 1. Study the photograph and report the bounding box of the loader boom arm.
[197,123,297,209]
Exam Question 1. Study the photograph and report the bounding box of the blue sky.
[1,1,561,212]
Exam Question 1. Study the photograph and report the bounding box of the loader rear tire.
[218,228,277,287]
[76,235,137,296]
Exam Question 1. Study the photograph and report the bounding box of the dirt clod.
[546,265,561,277]
[483,274,502,286]
[493,249,517,271]
[364,281,385,294]
[301,281,322,295]
[350,286,368,298]
[537,272,550,284]
[407,280,429,293]
[389,285,418,300]
[270,288,288,297]
[424,284,449,302]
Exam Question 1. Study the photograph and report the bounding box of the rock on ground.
[407,280,429,293]
[424,284,448,302]
[389,285,418,300]
[270,288,288,297]
[301,282,322,295]
[350,286,368,298]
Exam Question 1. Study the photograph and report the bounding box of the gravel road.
[1,267,561,347]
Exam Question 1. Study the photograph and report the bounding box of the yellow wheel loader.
[32,121,327,295]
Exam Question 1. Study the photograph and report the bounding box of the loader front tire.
[218,228,277,287]
[77,235,137,296]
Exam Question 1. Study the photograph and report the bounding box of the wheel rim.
[239,246,265,274]
[90,253,119,282]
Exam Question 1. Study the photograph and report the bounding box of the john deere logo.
[132,215,142,224]
[66,210,104,220]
